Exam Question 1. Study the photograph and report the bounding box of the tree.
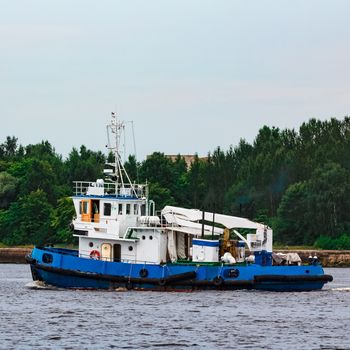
[171,155,189,206]
[65,146,105,184]
[186,155,206,209]
[0,172,18,209]
[139,152,175,188]
[203,147,236,212]
[275,162,350,245]
[8,158,58,204]
[1,116,350,247]
[148,182,175,210]
[306,162,350,238]
[224,181,256,218]
[0,136,18,159]
[0,190,53,245]
[51,197,76,243]
[275,181,309,244]
[124,154,140,183]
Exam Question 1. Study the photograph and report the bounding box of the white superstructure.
[71,112,273,265]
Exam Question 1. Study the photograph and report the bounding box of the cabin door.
[101,243,112,261]
[113,244,121,262]
[80,200,90,222]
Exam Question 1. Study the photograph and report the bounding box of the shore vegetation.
[1,117,350,249]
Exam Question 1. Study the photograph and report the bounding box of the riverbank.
[0,248,32,263]
[1,247,350,266]
[276,249,350,267]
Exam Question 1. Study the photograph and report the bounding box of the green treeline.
[1,117,350,249]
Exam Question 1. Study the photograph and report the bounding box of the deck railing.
[78,250,160,265]
[73,181,147,198]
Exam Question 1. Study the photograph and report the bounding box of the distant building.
[165,154,208,168]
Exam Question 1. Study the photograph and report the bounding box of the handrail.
[37,246,162,264]
[78,250,161,265]
[72,181,147,198]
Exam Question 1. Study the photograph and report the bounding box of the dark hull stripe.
[30,262,329,290]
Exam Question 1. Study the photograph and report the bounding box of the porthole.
[142,235,146,240]
[89,242,94,248]
[149,236,153,240]
[224,268,239,278]
[128,246,133,251]
[42,253,53,264]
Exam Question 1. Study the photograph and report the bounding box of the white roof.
[162,206,263,231]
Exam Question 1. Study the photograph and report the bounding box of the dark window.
[89,242,94,247]
[134,204,138,215]
[79,201,89,214]
[114,244,121,261]
[126,204,130,215]
[142,235,146,240]
[141,204,146,216]
[104,203,111,216]
[118,204,123,215]
[149,236,153,240]
[92,201,99,214]
[74,230,88,236]
[128,246,133,251]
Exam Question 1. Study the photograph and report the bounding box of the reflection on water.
[1,265,350,349]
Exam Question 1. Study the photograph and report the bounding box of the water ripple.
[1,265,350,349]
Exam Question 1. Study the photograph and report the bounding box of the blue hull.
[27,247,332,292]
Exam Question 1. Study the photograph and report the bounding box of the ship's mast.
[106,112,137,197]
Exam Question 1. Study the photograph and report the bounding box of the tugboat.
[26,113,333,291]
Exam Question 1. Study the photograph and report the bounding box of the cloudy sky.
[1,0,350,160]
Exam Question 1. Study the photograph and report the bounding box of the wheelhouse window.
[126,204,131,215]
[118,203,123,215]
[133,204,138,215]
[104,203,111,216]
[141,204,146,216]
[80,201,88,214]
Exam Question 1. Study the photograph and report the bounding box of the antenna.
[105,112,138,197]
[123,120,139,183]
[131,121,139,183]
[131,121,137,159]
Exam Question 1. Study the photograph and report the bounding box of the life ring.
[89,250,101,260]
[213,276,224,287]
[139,268,149,278]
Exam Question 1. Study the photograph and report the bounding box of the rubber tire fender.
[158,278,166,286]
[139,268,149,278]
[213,276,224,287]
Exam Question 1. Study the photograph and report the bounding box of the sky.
[1,0,350,160]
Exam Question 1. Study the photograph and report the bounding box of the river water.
[0,265,349,350]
